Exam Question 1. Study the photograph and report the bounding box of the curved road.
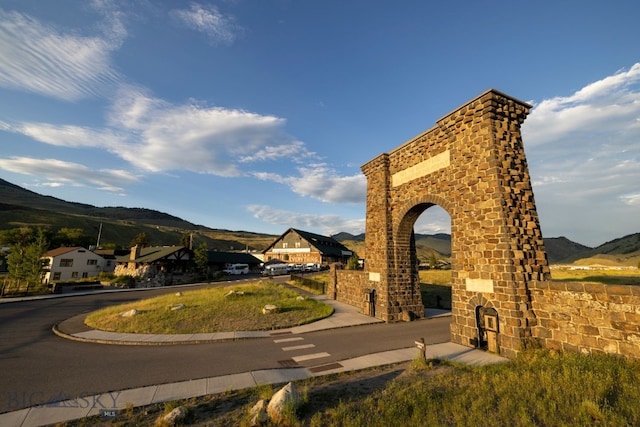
[0,280,450,413]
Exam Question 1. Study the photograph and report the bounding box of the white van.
[262,263,290,276]
[223,263,249,275]
[304,263,320,272]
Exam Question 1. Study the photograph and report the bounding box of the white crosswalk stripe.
[282,343,315,351]
[292,352,331,362]
[275,334,332,365]
[273,337,304,344]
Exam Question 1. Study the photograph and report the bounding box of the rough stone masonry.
[328,89,640,360]
[331,89,550,359]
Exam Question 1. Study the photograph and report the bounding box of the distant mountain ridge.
[0,177,197,229]
[1,177,638,264]
[334,231,640,266]
[0,177,275,250]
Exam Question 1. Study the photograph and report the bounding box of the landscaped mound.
[84,282,334,334]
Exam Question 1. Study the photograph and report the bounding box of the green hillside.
[0,178,275,251]
[1,177,638,265]
[568,233,640,267]
[543,236,592,264]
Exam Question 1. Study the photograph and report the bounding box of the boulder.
[120,309,138,318]
[225,290,245,297]
[159,406,188,426]
[266,382,301,422]
[170,304,185,311]
[249,399,268,426]
[262,304,279,314]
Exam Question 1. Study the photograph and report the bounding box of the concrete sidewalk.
[3,296,508,427]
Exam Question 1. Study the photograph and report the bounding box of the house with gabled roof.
[42,246,105,284]
[262,228,353,266]
[114,245,191,285]
[94,248,129,273]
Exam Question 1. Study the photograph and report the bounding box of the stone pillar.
[361,154,393,321]
[435,90,549,358]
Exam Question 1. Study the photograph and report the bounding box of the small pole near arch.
[415,337,426,361]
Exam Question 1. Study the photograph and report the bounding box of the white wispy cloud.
[522,63,640,244]
[0,121,124,148]
[621,193,640,206]
[107,88,294,176]
[2,86,307,178]
[523,63,640,146]
[413,206,451,235]
[170,2,242,45]
[253,163,367,204]
[0,7,122,101]
[239,140,316,163]
[91,0,128,47]
[247,205,366,235]
[0,156,137,193]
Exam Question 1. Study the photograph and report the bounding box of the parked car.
[223,263,249,275]
[304,263,320,272]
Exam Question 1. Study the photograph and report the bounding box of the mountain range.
[1,177,638,265]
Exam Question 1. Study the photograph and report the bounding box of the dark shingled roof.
[44,246,85,257]
[206,251,262,264]
[264,228,353,257]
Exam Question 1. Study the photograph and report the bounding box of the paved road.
[0,281,450,414]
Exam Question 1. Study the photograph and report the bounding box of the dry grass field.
[550,266,640,285]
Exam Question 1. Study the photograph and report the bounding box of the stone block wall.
[327,265,369,314]
[530,281,640,357]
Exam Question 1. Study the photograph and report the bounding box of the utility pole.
[96,223,103,249]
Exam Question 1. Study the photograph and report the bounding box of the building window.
[60,259,73,267]
[53,272,61,280]
[71,272,78,278]
[106,260,112,267]
[295,241,301,248]
[282,243,288,249]
[82,272,88,278]
[87,259,97,265]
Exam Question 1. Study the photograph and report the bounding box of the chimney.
[130,245,141,260]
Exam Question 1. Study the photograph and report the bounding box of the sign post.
[415,337,426,361]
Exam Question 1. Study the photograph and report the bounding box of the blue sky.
[0,1,638,247]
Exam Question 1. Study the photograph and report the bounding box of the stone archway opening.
[396,203,452,315]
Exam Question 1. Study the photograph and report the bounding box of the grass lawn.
[66,349,640,426]
[84,282,334,334]
[307,349,640,426]
[550,267,640,285]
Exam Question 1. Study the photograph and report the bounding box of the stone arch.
[357,89,550,358]
[468,294,496,312]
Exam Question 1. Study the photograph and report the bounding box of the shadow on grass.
[277,306,305,313]
[297,367,407,419]
[420,283,452,309]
